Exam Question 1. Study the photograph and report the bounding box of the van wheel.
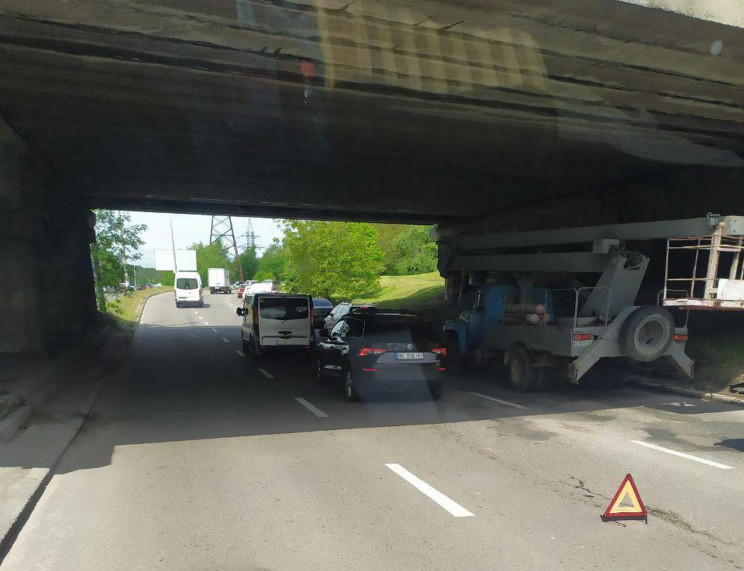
[242,336,250,354]
[316,356,325,384]
[251,336,262,360]
[176,303,181,308]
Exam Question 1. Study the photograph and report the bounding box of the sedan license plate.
[396,352,424,360]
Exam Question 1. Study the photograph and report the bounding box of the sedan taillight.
[359,347,386,357]
[431,347,447,356]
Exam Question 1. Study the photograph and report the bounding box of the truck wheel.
[507,345,536,392]
[620,306,674,362]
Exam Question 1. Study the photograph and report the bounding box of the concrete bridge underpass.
[0,0,742,354]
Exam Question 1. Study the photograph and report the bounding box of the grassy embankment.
[356,273,744,392]
[105,287,169,328]
[354,272,455,323]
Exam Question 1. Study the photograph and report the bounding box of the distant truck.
[207,268,231,294]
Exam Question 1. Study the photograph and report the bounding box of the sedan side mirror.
[236,307,243,316]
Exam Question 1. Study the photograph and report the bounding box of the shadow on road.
[4,320,739,477]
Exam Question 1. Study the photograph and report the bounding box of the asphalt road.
[3,292,743,570]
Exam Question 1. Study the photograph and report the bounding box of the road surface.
[3,292,743,570]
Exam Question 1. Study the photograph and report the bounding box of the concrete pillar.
[0,116,97,355]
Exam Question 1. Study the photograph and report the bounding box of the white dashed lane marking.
[385,463,474,518]
[258,368,275,379]
[631,440,733,470]
[470,392,529,410]
[294,397,329,418]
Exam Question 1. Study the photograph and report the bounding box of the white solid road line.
[294,397,329,418]
[470,392,529,410]
[258,368,275,379]
[385,463,474,518]
[631,440,734,470]
[221,337,230,344]
[235,350,245,357]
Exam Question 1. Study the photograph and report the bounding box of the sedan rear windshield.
[364,316,440,340]
[259,297,310,320]
[176,278,199,290]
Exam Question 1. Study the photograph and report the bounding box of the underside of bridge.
[0,0,743,353]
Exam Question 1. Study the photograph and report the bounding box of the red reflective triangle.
[601,473,647,522]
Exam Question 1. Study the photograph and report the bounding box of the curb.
[630,379,744,407]
[0,324,113,442]
[0,406,31,442]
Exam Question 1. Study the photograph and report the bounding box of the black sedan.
[312,298,333,328]
[315,310,446,401]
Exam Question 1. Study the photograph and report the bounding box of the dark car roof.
[312,298,332,307]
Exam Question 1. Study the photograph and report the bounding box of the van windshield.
[176,278,198,290]
[259,298,309,320]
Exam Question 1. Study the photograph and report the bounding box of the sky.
[126,212,284,268]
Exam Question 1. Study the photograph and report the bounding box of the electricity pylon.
[209,215,244,283]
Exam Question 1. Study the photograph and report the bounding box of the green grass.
[353,272,455,322]
[106,287,169,328]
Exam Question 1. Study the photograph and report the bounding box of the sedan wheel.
[344,369,361,402]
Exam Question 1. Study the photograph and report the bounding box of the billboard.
[154,249,197,272]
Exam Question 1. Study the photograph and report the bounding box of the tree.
[255,240,291,282]
[372,223,408,274]
[281,221,384,301]
[189,241,231,285]
[90,210,147,311]
[232,245,259,281]
[390,225,438,275]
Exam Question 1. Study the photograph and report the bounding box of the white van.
[174,271,204,308]
[237,293,313,357]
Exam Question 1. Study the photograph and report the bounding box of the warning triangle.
[601,473,647,522]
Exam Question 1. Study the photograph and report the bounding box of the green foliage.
[90,210,147,288]
[90,210,147,312]
[281,221,384,301]
[389,225,438,275]
[232,245,259,281]
[372,223,408,274]
[255,240,291,282]
[161,272,174,286]
[189,241,231,285]
[131,266,170,284]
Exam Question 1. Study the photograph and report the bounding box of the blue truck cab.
[443,285,554,363]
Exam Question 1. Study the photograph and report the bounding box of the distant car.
[312,298,333,328]
[324,302,375,330]
[316,310,446,401]
[145,283,154,288]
